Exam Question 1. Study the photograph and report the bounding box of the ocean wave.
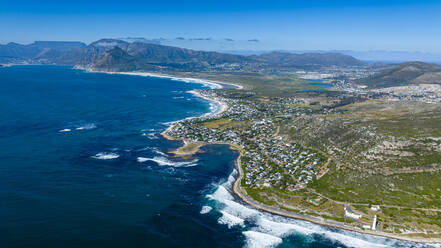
[160,121,175,126]
[200,205,213,214]
[200,99,223,118]
[91,152,119,160]
[137,156,198,167]
[243,231,283,248]
[141,128,157,132]
[75,123,97,130]
[204,169,426,248]
[136,147,169,157]
[58,128,72,132]
[208,102,220,114]
[152,148,168,157]
[218,210,245,228]
[141,132,158,139]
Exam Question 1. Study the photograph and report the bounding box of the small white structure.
[344,206,362,220]
[362,224,371,229]
[372,215,377,230]
[370,205,380,212]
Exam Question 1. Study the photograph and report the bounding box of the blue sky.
[1,0,441,52]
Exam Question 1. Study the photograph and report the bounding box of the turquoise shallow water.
[0,66,429,248]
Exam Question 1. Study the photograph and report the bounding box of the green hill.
[359,61,441,88]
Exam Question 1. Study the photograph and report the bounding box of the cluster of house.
[297,66,380,82]
[165,90,325,191]
[373,85,441,103]
[242,141,322,190]
[333,79,441,104]
[166,119,242,145]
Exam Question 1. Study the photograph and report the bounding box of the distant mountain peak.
[89,39,129,48]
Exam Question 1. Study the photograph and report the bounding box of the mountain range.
[0,39,366,71]
[0,41,86,63]
[4,39,441,88]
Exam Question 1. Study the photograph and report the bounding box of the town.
[164,89,327,191]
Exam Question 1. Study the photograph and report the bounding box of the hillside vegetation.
[359,61,441,88]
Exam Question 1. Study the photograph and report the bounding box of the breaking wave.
[243,231,282,248]
[218,210,245,228]
[204,170,432,248]
[200,205,213,214]
[141,132,158,139]
[91,152,119,160]
[75,123,97,130]
[152,148,168,156]
[137,156,198,167]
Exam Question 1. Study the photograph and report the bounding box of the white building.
[344,206,362,220]
[370,205,380,212]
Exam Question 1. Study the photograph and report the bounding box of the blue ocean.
[0,66,426,248]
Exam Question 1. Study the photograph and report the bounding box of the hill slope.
[251,51,365,69]
[359,61,441,88]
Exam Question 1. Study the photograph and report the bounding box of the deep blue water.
[0,66,422,248]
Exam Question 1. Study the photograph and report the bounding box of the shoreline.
[187,90,229,117]
[231,152,441,244]
[83,68,440,244]
[77,67,244,90]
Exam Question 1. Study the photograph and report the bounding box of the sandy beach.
[79,68,244,90]
[187,90,229,116]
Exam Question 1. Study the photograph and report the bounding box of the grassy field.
[203,118,244,130]
[179,71,337,97]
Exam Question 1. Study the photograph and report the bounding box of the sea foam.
[141,132,158,139]
[91,152,119,160]
[75,123,97,130]
[137,156,198,167]
[243,231,283,248]
[218,210,245,228]
[200,205,213,214]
